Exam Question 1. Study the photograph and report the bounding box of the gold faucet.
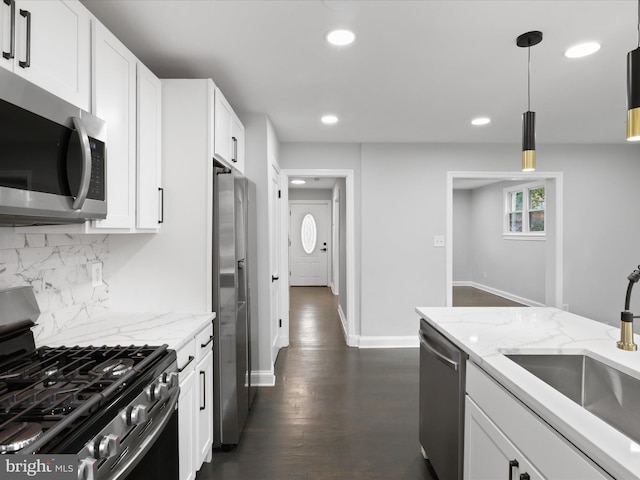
[617,266,640,351]
[617,311,638,351]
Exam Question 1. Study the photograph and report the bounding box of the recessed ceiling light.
[471,117,491,126]
[565,42,601,58]
[321,114,339,124]
[326,29,355,46]
[291,179,306,185]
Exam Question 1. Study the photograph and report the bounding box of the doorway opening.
[446,171,564,308]
[279,169,356,348]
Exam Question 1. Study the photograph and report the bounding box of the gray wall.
[289,189,332,201]
[283,141,640,342]
[452,190,472,282]
[337,178,347,319]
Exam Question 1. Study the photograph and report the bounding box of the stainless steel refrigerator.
[213,162,258,448]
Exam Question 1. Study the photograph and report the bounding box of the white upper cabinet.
[90,19,137,231]
[0,0,90,110]
[231,111,245,174]
[213,87,244,174]
[136,62,163,230]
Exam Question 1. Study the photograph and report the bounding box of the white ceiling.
[81,0,639,145]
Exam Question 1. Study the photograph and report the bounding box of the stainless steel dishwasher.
[419,317,467,480]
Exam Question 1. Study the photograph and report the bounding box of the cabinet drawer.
[176,339,196,380]
[195,323,213,362]
[467,362,611,479]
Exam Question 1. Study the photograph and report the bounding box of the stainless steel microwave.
[0,68,107,226]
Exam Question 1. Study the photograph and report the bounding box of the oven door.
[124,405,179,480]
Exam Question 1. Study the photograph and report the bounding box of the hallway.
[197,286,435,479]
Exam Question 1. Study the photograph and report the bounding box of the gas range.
[0,287,179,480]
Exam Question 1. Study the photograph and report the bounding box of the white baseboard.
[358,335,419,349]
[330,282,338,296]
[251,370,276,387]
[453,280,545,307]
[338,303,348,342]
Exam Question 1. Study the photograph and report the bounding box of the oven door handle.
[108,387,179,479]
[70,117,92,210]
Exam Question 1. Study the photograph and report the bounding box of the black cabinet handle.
[200,335,213,348]
[231,136,237,163]
[520,473,530,480]
[200,371,206,410]
[508,460,519,480]
[3,0,15,60]
[158,187,164,224]
[178,355,194,373]
[18,9,30,68]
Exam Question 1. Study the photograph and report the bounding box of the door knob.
[272,275,279,282]
[320,248,327,252]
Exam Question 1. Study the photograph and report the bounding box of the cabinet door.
[10,0,90,110]
[213,87,233,165]
[196,349,214,467]
[91,20,136,230]
[136,62,162,230]
[465,396,543,480]
[231,112,245,174]
[179,368,196,480]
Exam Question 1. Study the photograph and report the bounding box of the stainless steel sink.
[505,354,640,444]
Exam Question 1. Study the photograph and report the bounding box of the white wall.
[289,189,332,201]
[283,141,640,346]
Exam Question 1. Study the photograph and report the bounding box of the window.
[504,182,545,237]
[301,213,317,254]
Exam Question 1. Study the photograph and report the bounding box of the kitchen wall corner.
[0,231,110,341]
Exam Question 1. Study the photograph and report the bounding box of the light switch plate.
[433,235,445,247]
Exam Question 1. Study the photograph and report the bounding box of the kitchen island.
[417,307,640,480]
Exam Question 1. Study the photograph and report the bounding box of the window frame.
[503,181,546,240]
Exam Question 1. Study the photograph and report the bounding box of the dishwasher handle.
[419,332,459,371]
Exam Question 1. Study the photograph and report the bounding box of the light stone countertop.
[416,306,640,480]
[36,311,215,352]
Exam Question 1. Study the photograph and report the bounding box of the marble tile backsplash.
[0,232,109,341]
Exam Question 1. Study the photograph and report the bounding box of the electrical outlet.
[433,235,445,247]
[91,262,103,287]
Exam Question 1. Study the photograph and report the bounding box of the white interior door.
[269,164,281,355]
[290,201,330,286]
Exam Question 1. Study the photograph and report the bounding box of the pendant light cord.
[527,45,532,111]
[637,0,640,48]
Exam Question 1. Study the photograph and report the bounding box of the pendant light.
[627,0,640,141]
[517,31,543,171]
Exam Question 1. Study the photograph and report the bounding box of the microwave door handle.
[70,117,92,210]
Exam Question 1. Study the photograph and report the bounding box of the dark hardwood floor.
[196,286,437,480]
[452,286,525,307]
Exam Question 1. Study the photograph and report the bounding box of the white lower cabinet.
[177,322,213,480]
[465,362,612,480]
[465,397,543,480]
[178,366,196,480]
